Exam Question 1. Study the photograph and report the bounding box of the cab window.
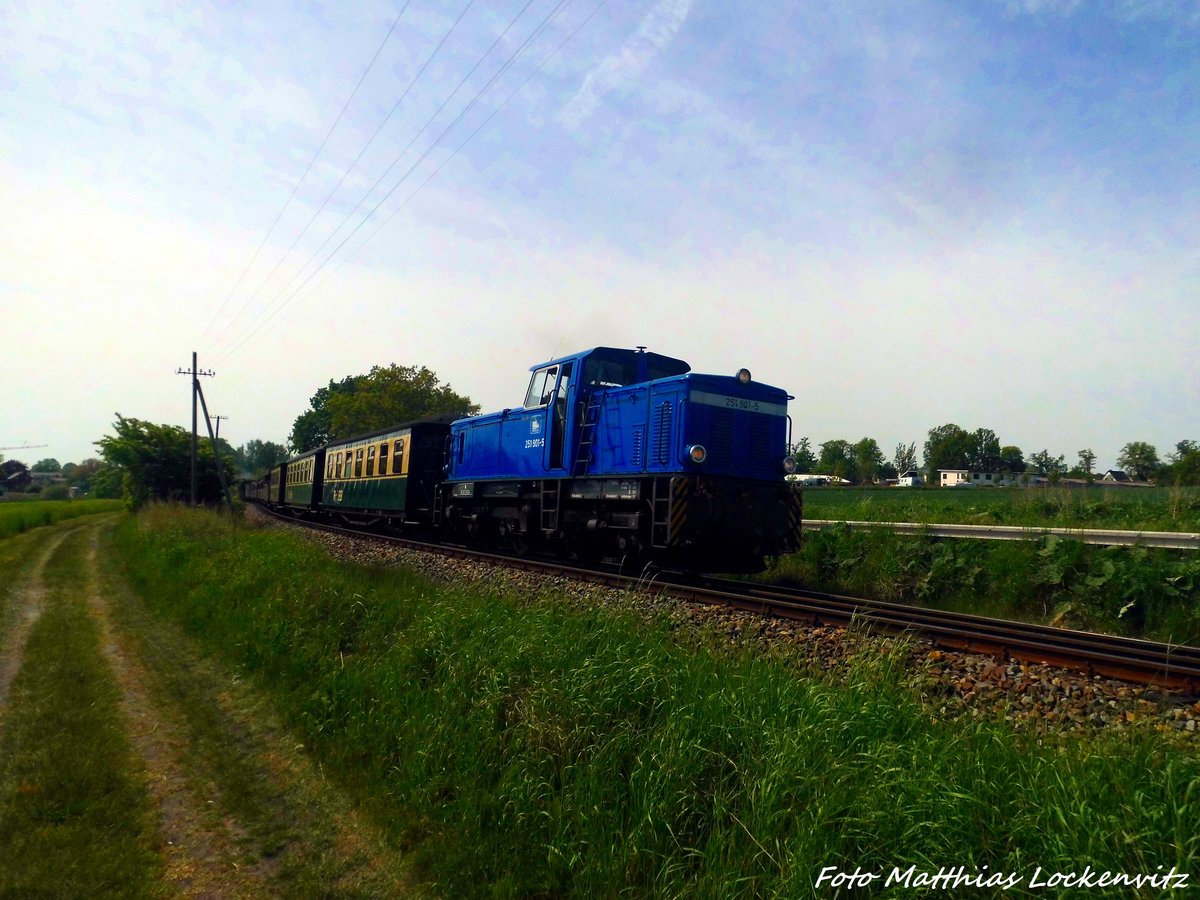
[523,366,557,408]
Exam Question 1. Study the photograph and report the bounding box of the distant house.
[938,469,1026,487]
[1,464,32,493]
[1100,469,1153,487]
[897,469,924,487]
[29,471,66,489]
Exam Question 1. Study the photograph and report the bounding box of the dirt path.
[0,525,74,719]
[4,516,421,897]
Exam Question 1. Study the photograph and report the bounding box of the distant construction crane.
[0,443,48,451]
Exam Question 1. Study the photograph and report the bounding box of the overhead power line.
[285,0,608,317]
[207,0,475,355]
[200,2,412,346]
[216,0,585,364]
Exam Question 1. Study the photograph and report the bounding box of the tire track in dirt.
[81,521,267,899]
[86,519,420,897]
[0,525,76,722]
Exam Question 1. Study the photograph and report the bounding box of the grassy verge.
[803,485,1200,532]
[0,523,161,897]
[0,498,125,539]
[95,525,417,896]
[114,505,1199,897]
[769,526,1200,645]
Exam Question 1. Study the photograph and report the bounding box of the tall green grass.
[114,506,1200,897]
[804,485,1200,532]
[772,526,1200,645]
[0,499,124,539]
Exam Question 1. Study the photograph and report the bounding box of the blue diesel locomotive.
[437,346,802,572]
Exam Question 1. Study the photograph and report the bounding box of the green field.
[802,486,1200,532]
[110,505,1199,897]
[0,499,125,539]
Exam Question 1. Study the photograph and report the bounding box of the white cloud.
[560,0,695,131]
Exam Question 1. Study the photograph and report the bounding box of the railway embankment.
[107,504,1198,895]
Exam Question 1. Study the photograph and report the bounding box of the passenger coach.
[320,416,454,526]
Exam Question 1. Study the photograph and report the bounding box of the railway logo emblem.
[530,419,541,434]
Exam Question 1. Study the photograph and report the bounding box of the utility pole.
[196,382,235,515]
[213,415,228,440]
[176,352,214,505]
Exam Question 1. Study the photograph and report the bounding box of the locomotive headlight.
[782,456,798,474]
[687,444,708,464]
[736,368,752,384]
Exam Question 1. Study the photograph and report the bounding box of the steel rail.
[804,519,1200,550]
[254,505,1200,693]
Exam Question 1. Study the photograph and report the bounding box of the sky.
[1,0,1197,472]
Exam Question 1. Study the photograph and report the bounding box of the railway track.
[256,506,1200,694]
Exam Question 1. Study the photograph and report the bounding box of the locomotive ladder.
[539,481,560,533]
[649,476,675,548]
[573,393,603,476]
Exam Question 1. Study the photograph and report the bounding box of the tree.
[1028,450,1067,481]
[893,442,918,475]
[923,424,973,481]
[1077,448,1096,481]
[289,376,358,452]
[1169,440,1198,464]
[1167,449,1200,486]
[65,459,102,494]
[289,365,478,452]
[234,439,289,476]
[853,437,885,484]
[95,415,235,508]
[817,439,857,483]
[31,458,61,473]
[999,445,1025,474]
[1117,442,1160,481]
[968,428,1002,472]
[787,437,815,474]
[90,465,124,499]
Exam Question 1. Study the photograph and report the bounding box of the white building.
[938,469,1024,487]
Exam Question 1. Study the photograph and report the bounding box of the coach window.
[379,442,390,475]
[393,439,405,474]
[355,448,364,478]
[367,445,376,477]
[343,452,352,479]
